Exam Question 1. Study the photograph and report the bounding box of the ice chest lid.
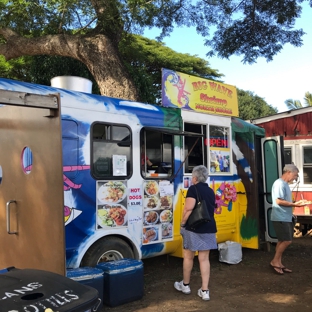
[0,268,99,312]
[96,259,143,273]
[66,267,103,281]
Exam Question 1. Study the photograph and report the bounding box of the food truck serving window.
[184,123,207,173]
[209,125,231,174]
[91,122,132,179]
[140,128,174,179]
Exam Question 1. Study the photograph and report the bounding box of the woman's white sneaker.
[174,281,191,294]
[198,288,210,300]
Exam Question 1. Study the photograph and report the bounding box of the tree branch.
[0,26,139,100]
[0,28,81,60]
[58,3,67,33]
[75,16,98,35]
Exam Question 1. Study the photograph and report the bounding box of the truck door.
[261,136,283,243]
[0,90,65,275]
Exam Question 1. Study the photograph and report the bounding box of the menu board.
[142,180,174,244]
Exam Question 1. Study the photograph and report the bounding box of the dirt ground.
[102,231,312,312]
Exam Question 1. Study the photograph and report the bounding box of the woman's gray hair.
[192,165,209,183]
[283,164,299,173]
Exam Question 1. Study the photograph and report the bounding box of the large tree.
[23,35,222,103]
[0,0,310,99]
[119,35,223,103]
[237,89,278,120]
[1,47,278,120]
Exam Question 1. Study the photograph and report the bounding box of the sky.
[144,2,312,113]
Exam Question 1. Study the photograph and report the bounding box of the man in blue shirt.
[270,164,305,275]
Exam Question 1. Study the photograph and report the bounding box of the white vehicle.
[0,74,281,274]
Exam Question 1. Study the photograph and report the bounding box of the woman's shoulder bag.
[187,185,211,229]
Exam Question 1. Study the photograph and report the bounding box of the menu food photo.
[97,181,128,228]
[142,180,174,243]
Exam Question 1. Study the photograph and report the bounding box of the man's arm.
[276,198,306,207]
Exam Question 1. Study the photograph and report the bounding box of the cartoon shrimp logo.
[162,70,191,108]
[172,76,190,108]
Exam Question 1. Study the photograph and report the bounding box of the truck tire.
[81,237,134,267]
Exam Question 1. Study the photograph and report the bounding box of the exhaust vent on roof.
[51,76,92,93]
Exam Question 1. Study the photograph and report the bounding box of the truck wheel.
[81,237,134,267]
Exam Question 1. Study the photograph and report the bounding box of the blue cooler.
[96,258,144,307]
[66,267,104,310]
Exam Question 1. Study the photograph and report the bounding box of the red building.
[250,107,312,233]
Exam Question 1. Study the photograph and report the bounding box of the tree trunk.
[0,28,139,100]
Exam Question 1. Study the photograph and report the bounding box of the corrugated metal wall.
[257,113,312,138]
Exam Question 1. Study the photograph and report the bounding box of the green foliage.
[237,89,278,120]
[0,0,95,36]
[0,33,222,103]
[202,0,307,63]
[1,0,311,64]
[0,32,279,118]
[0,30,278,116]
[0,55,32,80]
[1,0,303,111]
[284,98,304,110]
[284,91,312,110]
[0,53,100,94]
[28,55,100,94]
[119,34,223,103]
[304,92,312,106]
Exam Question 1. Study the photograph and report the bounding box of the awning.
[143,127,204,137]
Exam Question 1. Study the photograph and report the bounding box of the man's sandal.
[270,264,284,275]
[281,267,292,273]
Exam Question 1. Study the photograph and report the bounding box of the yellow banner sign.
[161,68,238,117]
